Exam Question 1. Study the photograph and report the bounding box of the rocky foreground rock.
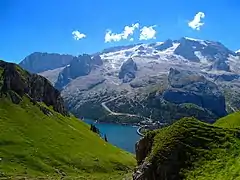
[0,60,68,116]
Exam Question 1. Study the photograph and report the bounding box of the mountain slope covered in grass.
[0,60,136,179]
[214,111,240,129]
[134,116,240,180]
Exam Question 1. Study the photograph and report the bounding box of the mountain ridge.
[19,52,74,73]
[18,37,240,125]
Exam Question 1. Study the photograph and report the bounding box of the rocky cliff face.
[135,132,157,165]
[19,52,74,73]
[0,60,68,116]
[92,55,103,66]
[119,58,138,83]
[155,39,173,51]
[55,54,103,90]
[211,59,230,71]
[174,37,235,63]
[163,68,227,117]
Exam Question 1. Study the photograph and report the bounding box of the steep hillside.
[0,98,135,179]
[133,117,240,180]
[0,60,136,179]
[0,60,67,116]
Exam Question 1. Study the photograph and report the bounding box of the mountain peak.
[19,52,74,73]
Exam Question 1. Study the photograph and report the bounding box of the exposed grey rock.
[163,68,227,117]
[155,39,173,51]
[137,51,146,56]
[137,46,145,51]
[63,73,106,92]
[133,161,153,180]
[204,72,240,82]
[135,136,155,165]
[119,58,138,83]
[38,67,64,85]
[19,52,74,73]
[168,68,206,88]
[92,55,103,66]
[133,133,158,180]
[7,90,22,104]
[130,76,164,88]
[174,37,235,63]
[200,41,235,61]
[55,54,94,90]
[174,37,201,62]
[39,106,53,116]
[211,59,230,71]
[0,60,68,116]
[215,74,240,82]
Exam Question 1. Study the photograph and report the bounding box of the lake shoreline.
[83,118,141,153]
[136,126,144,137]
[81,117,141,126]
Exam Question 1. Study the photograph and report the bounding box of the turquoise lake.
[84,119,141,153]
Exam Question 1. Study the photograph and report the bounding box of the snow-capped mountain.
[19,37,240,124]
[100,37,238,72]
[92,37,240,87]
[22,37,240,81]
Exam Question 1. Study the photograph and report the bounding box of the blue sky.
[1,0,240,63]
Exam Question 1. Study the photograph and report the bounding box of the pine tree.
[104,134,108,142]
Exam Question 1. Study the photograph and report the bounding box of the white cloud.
[129,38,134,41]
[188,12,205,30]
[104,23,139,43]
[72,30,86,40]
[139,25,157,40]
[104,30,123,42]
[122,23,139,39]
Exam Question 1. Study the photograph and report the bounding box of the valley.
[1,37,240,179]
[3,1,240,179]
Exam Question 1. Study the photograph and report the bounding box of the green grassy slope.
[137,117,240,180]
[214,111,240,129]
[0,97,136,179]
